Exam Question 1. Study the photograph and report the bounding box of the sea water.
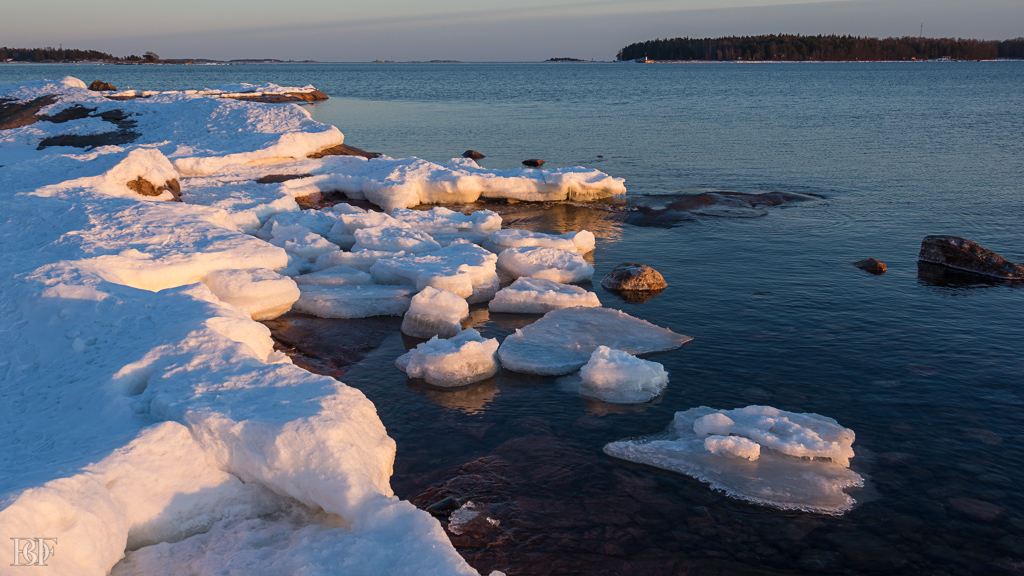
[3,61,1023,574]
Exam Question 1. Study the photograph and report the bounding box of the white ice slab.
[604,406,864,515]
[353,226,442,254]
[578,346,668,404]
[293,266,373,286]
[292,285,414,318]
[486,229,595,254]
[401,287,470,339]
[489,277,600,314]
[498,307,691,375]
[203,268,300,321]
[395,329,500,387]
[370,242,499,302]
[315,250,408,273]
[496,246,594,284]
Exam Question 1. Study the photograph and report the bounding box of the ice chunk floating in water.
[578,346,668,404]
[401,287,469,339]
[395,329,500,387]
[489,277,600,314]
[603,406,865,515]
[498,307,691,375]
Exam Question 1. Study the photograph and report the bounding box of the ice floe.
[203,268,300,321]
[401,287,470,339]
[498,307,692,375]
[293,284,414,319]
[353,225,442,254]
[578,346,669,403]
[485,228,595,254]
[370,242,499,302]
[489,277,601,314]
[604,406,865,515]
[395,329,500,387]
[496,246,595,283]
[294,266,373,286]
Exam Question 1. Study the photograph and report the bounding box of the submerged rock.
[853,258,887,275]
[601,263,668,291]
[918,235,1024,280]
[88,79,117,91]
[307,142,380,160]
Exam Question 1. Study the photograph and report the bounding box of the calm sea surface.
[3,62,1024,574]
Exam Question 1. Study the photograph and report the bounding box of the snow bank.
[489,277,601,313]
[498,307,692,375]
[578,346,668,403]
[396,329,500,387]
[496,246,595,283]
[604,406,864,515]
[401,287,470,339]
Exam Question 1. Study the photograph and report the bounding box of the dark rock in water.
[425,496,464,516]
[918,235,1024,280]
[256,173,312,184]
[262,313,403,378]
[0,95,58,130]
[853,258,887,275]
[307,142,380,160]
[127,177,181,201]
[824,532,908,571]
[522,159,545,167]
[949,497,1005,522]
[88,80,117,91]
[601,263,668,292]
[463,150,486,160]
[626,190,816,226]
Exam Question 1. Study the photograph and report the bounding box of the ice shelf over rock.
[496,246,595,283]
[489,277,601,314]
[498,307,692,375]
[578,346,669,404]
[604,406,865,515]
[203,267,300,321]
[401,287,470,339]
[292,284,414,319]
[395,329,500,387]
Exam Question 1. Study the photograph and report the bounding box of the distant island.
[545,58,595,62]
[0,47,316,64]
[617,35,1024,62]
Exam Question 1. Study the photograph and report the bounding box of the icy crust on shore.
[0,78,485,575]
[603,406,865,515]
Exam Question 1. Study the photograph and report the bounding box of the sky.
[2,0,1022,61]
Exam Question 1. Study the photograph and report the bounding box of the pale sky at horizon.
[2,0,1021,61]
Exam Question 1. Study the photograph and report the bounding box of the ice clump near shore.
[489,277,601,314]
[293,284,414,319]
[401,287,470,339]
[497,246,595,283]
[396,329,500,387]
[498,307,692,375]
[203,268,300,320]
[486,228,595,254]
[578,346,669,404]
[370,242,499,302]
[604,406,865,515]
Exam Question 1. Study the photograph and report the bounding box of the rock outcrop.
[88,80,117,91]
[918,235,1023,280]
[0,95,58,130]
[462,150,485,160]
[522,159,545,167]
[853,258,887,275]
[307,143,380,160]
[601,263,668,291]
[126,177,182,201]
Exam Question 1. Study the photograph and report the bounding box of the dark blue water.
[5,62,1024,575]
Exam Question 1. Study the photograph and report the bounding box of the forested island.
[617,35,1024,62]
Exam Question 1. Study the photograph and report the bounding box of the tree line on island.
[617,35,1024,62]
[1,47,161,63]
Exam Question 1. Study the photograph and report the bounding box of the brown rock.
[601,263,668,292]
[225,90,328,103]
[522,159,545,167]
[463,150,485,160]
[918,235,1024,280]
[0,95,58,130]
[307,143,380,160]
[88,80,117,91]
[126,177,181,201]
[854,258,887,275]
[256,173,312,184]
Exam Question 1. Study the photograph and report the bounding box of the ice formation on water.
[489,277,601,314]
[0,76,620,575]
[603,406,865,515]
[485,228,596,254]
[293,284,414,319]
[401,287,470,339]
[293,265,373,286]
[498,307,692,375]
[496,246,595,283]
[203,268,300,320]
[577,346,669,404]
[395,329,500,387]
[370,242,499,302]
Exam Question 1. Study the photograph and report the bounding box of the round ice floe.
[578,346,668,404]
[395,329,500,387]
[489,277,600,314]
[496,246,594,283]
[486,229,595,254]
[353,226,442,254]
[293,266,372,286]
[401,287,470,339]
[292,284,413,318]
[203,268,299,321]
[498,307,691,375]
[603,406,864,515]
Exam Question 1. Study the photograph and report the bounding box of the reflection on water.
[406,378,500,416]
